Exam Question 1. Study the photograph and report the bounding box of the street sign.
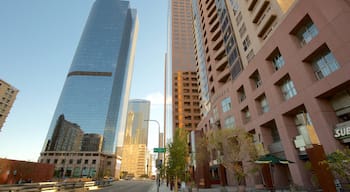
[153,147,166,153]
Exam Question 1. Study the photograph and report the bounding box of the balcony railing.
[0,181,112,191]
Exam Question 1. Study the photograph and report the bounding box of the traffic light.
[156,159,162,168]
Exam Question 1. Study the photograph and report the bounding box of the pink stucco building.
[193,0,350,189]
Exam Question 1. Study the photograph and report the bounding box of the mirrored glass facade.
[123,99,150,145]
[42,0,138,155]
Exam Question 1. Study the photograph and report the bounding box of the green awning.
[254,154,294,164]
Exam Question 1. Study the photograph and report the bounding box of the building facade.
[120,99,150,177]
[192,0,350,189]
[123,99,150,146]
[120,144,147,177]
[39,0,138,179]
[0,158,54,184]
[168,0,202,134]
[166,0,203,184]
[0,79,18,131]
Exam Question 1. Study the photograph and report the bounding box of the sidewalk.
[148,181,172,192]
[147,183,274,192]
[147,182,236,192]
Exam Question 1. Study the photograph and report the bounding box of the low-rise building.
[0,158,54,184]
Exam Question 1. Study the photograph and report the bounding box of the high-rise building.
[121,99,150,177]
[39,0,138,179]
[123,99,150,145]
[192,0,350,190]
[166,0,203,184]
[0,79,18,132]
[167,0,202,135]
[120,144,147,177]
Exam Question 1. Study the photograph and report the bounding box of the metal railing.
[0,180,113,192]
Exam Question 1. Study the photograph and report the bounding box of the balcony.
[208,3,216,18]
[211,27,221,41]
[217,66,230,83]
[257,13,277,38]
[209,12,218,25]
[210,19,220,33]
[215,57,228,72]
[213,39,223,51]
[214,46,225,61]
[253,1,270,23]
[248,0,258,11]
[206,0,215,11]
[268,141,284,154]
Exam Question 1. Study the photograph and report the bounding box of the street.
[96,179,155,192]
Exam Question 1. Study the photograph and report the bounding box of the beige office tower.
[120,144,147,177]
[120,99,150,177]
[0,79,18,132]
[170,0,201,133]
[193,0,350,190]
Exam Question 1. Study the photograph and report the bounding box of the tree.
[166,128,189,192]
[206,128,260,187]
[322,148,350,181]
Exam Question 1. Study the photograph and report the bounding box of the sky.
[0,0,168,162]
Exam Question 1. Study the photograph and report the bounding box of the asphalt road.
[96,179,155,192]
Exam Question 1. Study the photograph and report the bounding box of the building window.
[69,159,73,164]
[224,116,235,129]
[239,23,246,37]
[280,77,297,100]
[61,159,65,164]
[259,95,269,113]
[250,70,262,89]
[84,159,89,164]
[221,97,232,112]
[241,107,251,124]
[236,12,242,25]
[77,159,82,164]
[54,159,58,164]
[237,86,246,103]
[291,14,318,46]
[312,50,340,80]
[271,126,281,142]
[246,49,255,62]
[268,48,285,71]
[243,35,251,51]
[213,107,219,120]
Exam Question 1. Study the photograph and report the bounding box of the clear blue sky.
[0,0,168,161]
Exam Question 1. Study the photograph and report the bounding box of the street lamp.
[144,119,161,158]
[144,119,161,192]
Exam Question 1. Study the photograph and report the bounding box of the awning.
[254,154,294,164]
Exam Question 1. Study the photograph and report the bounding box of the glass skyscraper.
[120,99,150,177]
[123,99,150,145]
[40,0,138,178]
